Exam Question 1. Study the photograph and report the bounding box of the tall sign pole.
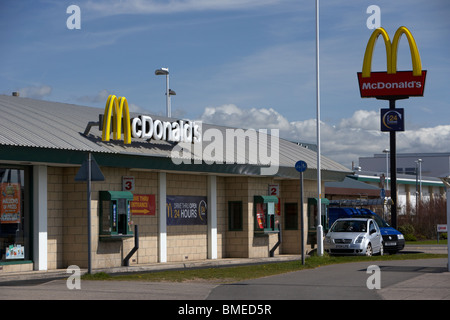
[357,26,426,229]
[389,100,397,228]
[75,153,105,274]
[295,161,308,265]
[315,0,323,256]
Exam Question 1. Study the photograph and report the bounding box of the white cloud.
[199,104,450,168]
[338,110,379,130]
[201,104,290,130]
[78,89,111,104]
[18,85,52,99]
[86,0,281,15]
[77,89,146,112]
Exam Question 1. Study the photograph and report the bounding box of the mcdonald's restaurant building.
[0,94,350,274]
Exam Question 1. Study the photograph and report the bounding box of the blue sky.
[1,0,449,168]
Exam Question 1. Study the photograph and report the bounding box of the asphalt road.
[207,258,448,300]
[0,257,447,301]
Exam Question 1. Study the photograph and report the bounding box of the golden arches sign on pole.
[357,26,426,230]
[391,26,422,76]
[357,26,426,98]
[362,26,422,78]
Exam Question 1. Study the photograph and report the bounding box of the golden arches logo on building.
[102,95,132,144]
[101,95,202,145]
[357,26,426,98]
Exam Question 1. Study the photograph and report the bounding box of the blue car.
[328,207,405,254]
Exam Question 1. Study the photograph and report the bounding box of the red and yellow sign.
[102,95,132,144]
[357,26,426,98]
[1,183,21,224]
[130,194,155,216]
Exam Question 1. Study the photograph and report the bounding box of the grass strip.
[81,253,447,283]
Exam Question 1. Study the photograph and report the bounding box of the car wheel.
[365,243,373,257]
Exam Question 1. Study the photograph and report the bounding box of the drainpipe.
[124,225,139,267]
[270,223,282,257]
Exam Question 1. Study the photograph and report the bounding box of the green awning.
[308,197,330,205]
[99,191,134,200]
[254,195,279,203]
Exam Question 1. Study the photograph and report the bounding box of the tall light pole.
[155,67,170,117]
[438,174,450,272]
[418,158,422,201]
[315,0,323,256]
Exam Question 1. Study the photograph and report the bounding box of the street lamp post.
[438,174,450,272]
[418,158,422,201]
[155,67,171,117]
[315,0,323,256]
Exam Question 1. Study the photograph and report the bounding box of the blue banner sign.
[166,195,207,225]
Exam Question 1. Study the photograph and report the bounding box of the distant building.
[351,169,445,215]
[325,152,449,217]
[359,152,450,178]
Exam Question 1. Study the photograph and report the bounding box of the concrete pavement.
[207,257,449,300]
[0,245,448,300]
[378,269,450,300]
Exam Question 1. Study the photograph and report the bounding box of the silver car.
[324,218,383,256]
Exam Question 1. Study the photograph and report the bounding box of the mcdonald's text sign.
[357,26,426,98]
[101,95,201,145]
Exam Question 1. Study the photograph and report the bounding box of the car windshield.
[330,220,367,232]
[359,214,390,228]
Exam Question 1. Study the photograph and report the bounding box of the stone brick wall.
[43,165,322,271]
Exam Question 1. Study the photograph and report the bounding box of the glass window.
[0,167,30,262]
[228,201,243,231]
[284,203,298,230]
[330,220,367,232]
[254,200,278,232]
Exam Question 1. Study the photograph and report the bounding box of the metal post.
[87,153,92,274]
[419,159,422,201]
[439,176,450,272]
[447,188,450,272]
[300,171,305,265]
[389,99,397,229]
[315,0,323,256]
[166,73,170,118]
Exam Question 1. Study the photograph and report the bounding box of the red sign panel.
[357,71,426,98]
[0,183,21,224]
[131,194,155,216]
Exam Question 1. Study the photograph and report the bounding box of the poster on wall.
[6,244,24,259]
[0,183,21,224]
[256,203,265,230]
[166,195,207,225]
[131,194,156,216]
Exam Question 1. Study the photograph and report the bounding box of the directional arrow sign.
[131,194,156,216]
